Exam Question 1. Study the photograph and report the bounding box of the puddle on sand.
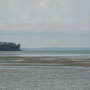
[0,59,24,63]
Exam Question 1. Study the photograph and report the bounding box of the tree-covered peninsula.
[0,42,21,51]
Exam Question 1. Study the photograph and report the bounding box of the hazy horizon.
[0,0,90,48]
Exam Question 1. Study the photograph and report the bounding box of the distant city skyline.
[0,0,90,48]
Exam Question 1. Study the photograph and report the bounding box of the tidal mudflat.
[0,56,90,67]
[0,66,90,90]
[0,56,90,90]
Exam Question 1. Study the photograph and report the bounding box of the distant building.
[0,42,21,51]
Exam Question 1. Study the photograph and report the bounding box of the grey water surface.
[0,50,90,59]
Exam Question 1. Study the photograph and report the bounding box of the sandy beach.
[0,56,90,67]
[0,66,90,90]
[0,56,90,90]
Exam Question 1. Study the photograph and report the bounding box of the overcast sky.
[0,0,90,48]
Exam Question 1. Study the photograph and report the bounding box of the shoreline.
[0,56,90,67]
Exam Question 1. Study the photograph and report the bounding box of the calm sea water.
[0,50,90,59]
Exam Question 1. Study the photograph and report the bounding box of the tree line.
[0,42,21,51]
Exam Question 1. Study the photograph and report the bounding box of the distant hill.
[22,47,90,51]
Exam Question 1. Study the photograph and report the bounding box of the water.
[0,50,90,59]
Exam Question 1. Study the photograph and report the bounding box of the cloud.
[57,0,68,8]
[0,0,90,32]
[33,0,46,9]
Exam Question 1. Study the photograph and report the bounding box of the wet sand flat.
[0,56,90,90]
[0,66,90,90]
[0,56,90,67]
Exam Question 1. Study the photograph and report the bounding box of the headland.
[0,42,21,51]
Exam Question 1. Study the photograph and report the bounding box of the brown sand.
[0,56,90,67]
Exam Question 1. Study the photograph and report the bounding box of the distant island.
[0,42,21,51]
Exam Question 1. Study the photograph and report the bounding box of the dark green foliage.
[0,42,21,51]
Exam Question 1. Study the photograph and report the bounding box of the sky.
[0,0,90,48]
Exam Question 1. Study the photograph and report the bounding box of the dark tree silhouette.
[0,42,21,51]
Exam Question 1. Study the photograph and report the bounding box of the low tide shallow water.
[0,66,90,90]
[0,51,90,59]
